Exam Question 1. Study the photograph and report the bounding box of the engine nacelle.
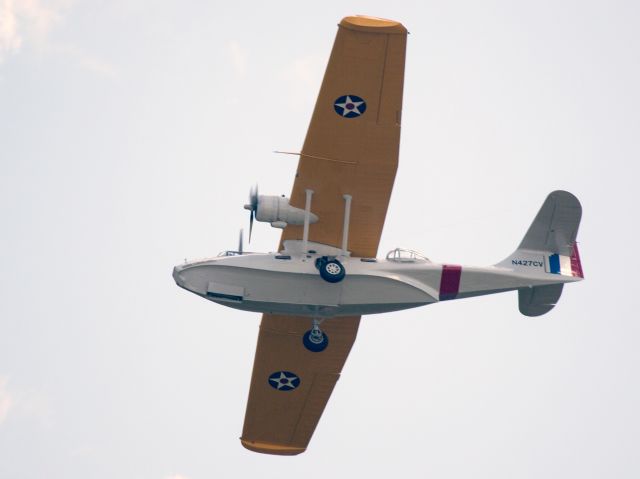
[255,195,318,226]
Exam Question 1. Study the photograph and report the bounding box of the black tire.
[303,329,329,352]
[319,259,346,283]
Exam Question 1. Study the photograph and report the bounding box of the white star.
[335,95,364,116]
[269,372,298,390]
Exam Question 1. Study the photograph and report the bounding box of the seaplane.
[173,15,584,456]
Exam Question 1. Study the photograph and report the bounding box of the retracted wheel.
[303,319,329,352]
[318,258,346,283]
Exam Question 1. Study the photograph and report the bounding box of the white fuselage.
[172,241,578,318]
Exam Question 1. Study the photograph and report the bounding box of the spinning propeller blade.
[244,185,258,242]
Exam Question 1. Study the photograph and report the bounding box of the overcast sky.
[1,1,639,478]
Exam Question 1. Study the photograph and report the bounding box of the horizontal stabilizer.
[518,284,564,317]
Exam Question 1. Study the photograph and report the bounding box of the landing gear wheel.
[303,320,329,352]
[318,258,346,283]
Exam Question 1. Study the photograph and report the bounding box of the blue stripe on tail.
[549,254,560,274]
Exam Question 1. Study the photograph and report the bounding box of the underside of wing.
[241,314,360,455]
[281,16,408,258]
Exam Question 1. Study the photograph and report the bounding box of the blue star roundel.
[268,371,301,391]
[334,94,367,118]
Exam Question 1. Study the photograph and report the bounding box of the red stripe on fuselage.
[439,265,462,301]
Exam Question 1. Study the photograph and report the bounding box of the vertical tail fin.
[497,190,584,316]
[516,190,582,258]
[498,190,583,275]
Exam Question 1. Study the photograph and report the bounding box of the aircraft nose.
[172,265,186,288]
[172,261,212,296]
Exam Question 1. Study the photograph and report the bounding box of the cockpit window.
[386,248,430,262]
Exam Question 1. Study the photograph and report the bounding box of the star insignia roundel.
[268,371,301,391]
[334,94,367,118]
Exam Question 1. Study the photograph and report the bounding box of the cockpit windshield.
[386,248,430,262]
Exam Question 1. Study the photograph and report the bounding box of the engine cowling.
[254,195,318,226]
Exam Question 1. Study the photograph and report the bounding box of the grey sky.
[1,1,639,478]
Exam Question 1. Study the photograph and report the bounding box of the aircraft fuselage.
[172,243,579,318]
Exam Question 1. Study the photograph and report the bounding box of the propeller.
[238,228,244,254]
[243,185,259,242]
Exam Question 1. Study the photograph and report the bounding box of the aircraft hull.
[173,252,579,318]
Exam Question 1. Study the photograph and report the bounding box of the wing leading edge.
[241,16,407,455]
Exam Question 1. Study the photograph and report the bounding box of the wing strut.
[302,189,314,254]
[341,194,352,256]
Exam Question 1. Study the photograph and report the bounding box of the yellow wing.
[241,16,407,455]
[241,314,360,455]
[281,15,407,258]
